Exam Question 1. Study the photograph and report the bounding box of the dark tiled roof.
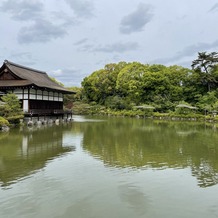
[0,80,33,87]
[1,60,75,94]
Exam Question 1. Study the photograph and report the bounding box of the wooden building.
[0,60,75,120]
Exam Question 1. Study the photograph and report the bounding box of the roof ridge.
[4,60,46,74]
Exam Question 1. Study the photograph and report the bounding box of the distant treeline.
[65,52,218,115]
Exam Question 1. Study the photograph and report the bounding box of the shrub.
[105,96,131,110]
[0,116,9,127]
[0,93,23,125]
[7,115,24,125]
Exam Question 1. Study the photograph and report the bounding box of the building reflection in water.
[0,124,75,188]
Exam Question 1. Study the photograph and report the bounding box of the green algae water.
[0,115,218,218]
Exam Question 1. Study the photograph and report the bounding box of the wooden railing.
[25,109,72,116]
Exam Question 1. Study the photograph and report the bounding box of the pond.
[0,115,218,218]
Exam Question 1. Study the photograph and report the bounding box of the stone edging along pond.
[90,109,217,122]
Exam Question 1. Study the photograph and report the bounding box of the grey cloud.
[0,0,43,20]
[51,11,77,27]
[74,38,93,51]
[9,52,37,66]
[93,42,139,53]
[176,60,192,68]
[120,3,153,34]
[152,40,218,65]
[50,68,85,87]
[179,40,218,57]
[0,49,34,64]
[74,38,89,45]
[18,19,67,44]
[64,0,94,18]
[1,0,74,44]
[178,42,218,57]
[16,60,37,67]
[77,43,95,52]
[10,51,32,59]
[209,3,218,12]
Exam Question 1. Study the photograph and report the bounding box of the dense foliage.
[81,52,218,115]
[0,93,24,125]
[0,116,9,127]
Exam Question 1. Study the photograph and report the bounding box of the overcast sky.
[1,0,218,87]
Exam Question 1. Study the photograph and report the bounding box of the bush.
[0,93,23,125]
[153,112,170,118]
[0,116,9,127]
[105,96,132,110]
[7,115,24,125]
[72,101,92,115]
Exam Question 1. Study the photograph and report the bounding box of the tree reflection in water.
[1,116,218,189]
[81,117,218,188]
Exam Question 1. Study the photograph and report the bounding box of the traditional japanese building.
[0,60,75,120]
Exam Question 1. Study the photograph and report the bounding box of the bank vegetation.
[65,51,218,122]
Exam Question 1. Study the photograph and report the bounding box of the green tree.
[196,91,218,113]
[191,52,218,92]
[116,62,147,104]
[50,77,64,87]
[141,65,187,111]
[82,62,127,104]
[64,87,83,109]
[105,96,129,110]
[81,62,199,112]
[0,93,23,124]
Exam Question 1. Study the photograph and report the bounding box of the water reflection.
[81,117,218,188]
[1,116,218,189]
[0,116,218,218]
[0,124,75,187]
[118,184,150,216]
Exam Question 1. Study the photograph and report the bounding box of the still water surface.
[0,115,218,218]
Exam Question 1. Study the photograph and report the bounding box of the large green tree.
[116,62,147,104]
[82,62,127,104]
[191,52,218,92]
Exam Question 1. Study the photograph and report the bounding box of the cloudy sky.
[1,0,218,87]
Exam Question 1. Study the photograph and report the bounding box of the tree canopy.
[191,52,218,92]
[81,52,218,113]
